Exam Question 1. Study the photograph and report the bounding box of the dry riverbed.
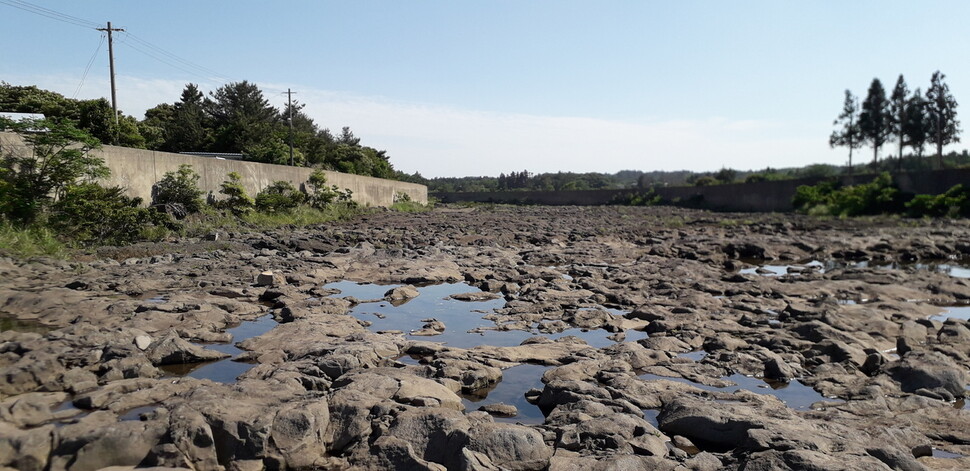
[2,205,970,470]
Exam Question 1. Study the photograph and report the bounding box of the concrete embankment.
[0,132,427,207]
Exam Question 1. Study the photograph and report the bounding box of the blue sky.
[2,1,969,177]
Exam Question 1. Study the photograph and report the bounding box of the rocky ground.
[2,205,970,470]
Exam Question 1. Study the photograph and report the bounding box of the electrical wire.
[123,33,232,83]
[0,0,100,29]
[1,0,237,88]
[73,33,106,98]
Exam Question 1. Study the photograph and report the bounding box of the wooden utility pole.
[287,88,295,166]
[97,21,125,144]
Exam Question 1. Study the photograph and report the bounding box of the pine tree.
[888,75,909,168]
[829,90,862,173]
[858,78,891,167]
[925,71,961,169]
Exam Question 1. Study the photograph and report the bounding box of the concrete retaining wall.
[433,169,970,212]
[0,132,427,207]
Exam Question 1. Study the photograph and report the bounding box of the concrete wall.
[0,132,427,206]
[433,168,970,212]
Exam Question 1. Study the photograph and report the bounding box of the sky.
[2,1,969,178]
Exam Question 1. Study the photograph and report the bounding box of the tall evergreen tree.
[889,74,909,167]
[858,78,891,167]
[829,90,862,172]
[205,81,280,154]
[166,83,210,152]
[903,88,931,160]
[925,71,961,169]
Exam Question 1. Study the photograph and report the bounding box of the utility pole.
[286,88,295,166]
[97,21,125,144]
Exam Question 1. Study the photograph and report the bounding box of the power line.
[123,33,232,83]
[73,33,106,98]
[0,0,100,29]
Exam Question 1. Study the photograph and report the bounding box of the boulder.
[255,271,287,287]
[144,331,230,366]
[385,285,420,301]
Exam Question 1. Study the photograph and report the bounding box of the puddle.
[461,363,549,424]
[740,261,823,277]
[932,448,965,459]
[642,408,660,427]
[158,314,276,383]
[678,351,708,361]
[638,373,830,410]
[0,313,52,334]
[119,405,159,421]
[325,280,399,300]
[931,306,970,322]
[330,282,646,349]
[742,259,970,280]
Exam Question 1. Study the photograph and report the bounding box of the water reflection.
[158,315,276,383]
[461,363,549,424]
[0,313,52,334]
[329,281,646,349]
[638,372,830,410]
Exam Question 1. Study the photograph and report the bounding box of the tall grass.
[0,223,67,258]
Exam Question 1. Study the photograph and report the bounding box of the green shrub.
[306,170,355,209]
[217,172,254,215]
[153,164,204,214]
[793,173,902,217]
[51,183,171,246]
[255,181,306,213]
[906,184,970,218]
[693,176,717,187]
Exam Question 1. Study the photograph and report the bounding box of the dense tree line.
[0,81,395,179]
[830,71,960,171]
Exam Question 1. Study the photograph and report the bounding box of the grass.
[0,223,68,258]
[390,200,432,212]
[241,203,363,228]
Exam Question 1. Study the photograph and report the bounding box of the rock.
[887,351,968,398]
[144,331,230,366]
[478,403,518,417]
[0,422,53,471]
[133,335,152,350]
[255,271,286,287]
[385,285,420,301]
[450,292,502,302]
[763,355,795,382]
[465,423,552,471]
[433,359,502,393]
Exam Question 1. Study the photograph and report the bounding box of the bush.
[793,173,902,217]
[306,170,354,209]
[51,183,171,245]
[906,184,970,218]
[153,164,204,214]
[693,176,718,187]
[255,181,305,213]
[217,172,254,215]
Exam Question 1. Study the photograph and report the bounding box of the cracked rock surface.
[1,205,970,470]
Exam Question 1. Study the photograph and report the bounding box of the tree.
[925,71,961,169]
[0,118,107,223]
[152,164,204,214]
[903,88,931,160]
[830,90,863,173]
[167,83,210,152]
[205,81,280,154]
[858,79,891,167]
[888,75,909,168]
